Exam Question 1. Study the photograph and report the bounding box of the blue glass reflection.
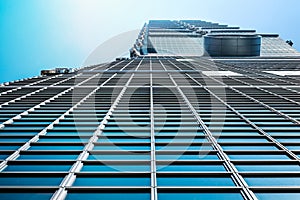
[246,177,300,186]
[66,193,150,200]
[0,177,63,186]
[73,177,150,186]
[0,193,53,200]
[157,177,235,186]
[158,193,244,200]
[4,164,71,172]
[82,165,150,172]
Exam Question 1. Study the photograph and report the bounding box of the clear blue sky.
[1,0,300,83]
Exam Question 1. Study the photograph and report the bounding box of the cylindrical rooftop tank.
[204,34,261,57]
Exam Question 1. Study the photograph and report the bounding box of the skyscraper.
[1,20,300,200]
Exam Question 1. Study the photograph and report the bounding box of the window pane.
[0,193,53,200]
[222,145,278,151]
[66,192,150,200]
[286,146,300,150]
[218,138,268,142]
[246,177,300,186]
[0,177,63,186]
[93,145,150,151]
[228,154,290,160]
[38,138,89,143]
[17,154,78,160]
[81,165,150,172]
[29,146,84,150]
[156,154,219,160]
[0,145,21,150]
[156,145,213,151]
[0,154,10,160]
[98,138,151,143]
[157,177,235,186]
[0,138,30,142]
[236,165,300,172]
[3,164,72,172]
[157,164,226,172]
[73,177,150,186]
[158,193,244,200]
[87,154,150,160]
[256,193,300,200]
[156,138,207,143]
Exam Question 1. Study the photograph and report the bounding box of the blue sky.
[1,0,300,83]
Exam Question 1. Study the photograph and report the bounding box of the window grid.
[1,58,300,199]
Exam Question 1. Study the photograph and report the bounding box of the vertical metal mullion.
[150,59,157,200]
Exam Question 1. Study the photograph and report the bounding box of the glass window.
[156,154,219,160]
[46,131,93,136]
[87,154,150,160]
[3,164,72,172]
[256,193,300,200]
[0,177,63,186]
[218,138,268,142]
[228,154,290,160]
[0,145,21,150]
[157,176,235,186]
[102,132,150,137]
[236,164,300,172]
[286,146,300,151]
[0,138,30,142]
[0,193,53,200]
[156,145,213,151]
[29,145,84,151]
[276,138,300,143]
[245,177,300,186]
[17,154,79,160]
[66,192,150,200]
[93,145,150,151]
[158,193,244,200]
[157,164,226,172]
[0,154,9,160]
[222,145,278,151]
[81,164,150,172]
[212,131,260,136]
[13,121,51,125]
[97,138,151,143]
[0,131,37,136]
[38,138,89,143]
[73,177,150,186]
[156,138,208,143]
[269,132,300,136]
[155,131,203,136]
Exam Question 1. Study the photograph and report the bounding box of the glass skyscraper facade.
[1,20,300,200]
